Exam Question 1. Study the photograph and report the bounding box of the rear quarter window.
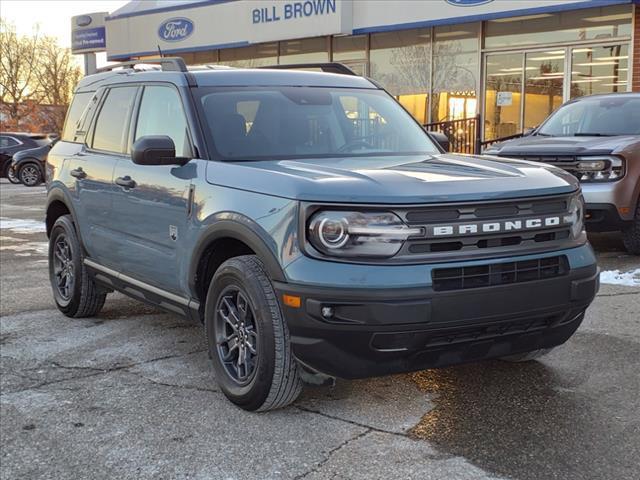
[61,92,94,142]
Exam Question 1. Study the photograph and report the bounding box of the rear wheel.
[622,203,640,255]
[205,255,302,411]
[4,163,20,184]
[18,162,42,186]
[49,215,107,317]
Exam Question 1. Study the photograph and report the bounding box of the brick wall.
[633,4,639,92]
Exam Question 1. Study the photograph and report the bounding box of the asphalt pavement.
[1,178,639,480]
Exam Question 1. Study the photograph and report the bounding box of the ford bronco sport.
[46,59,599,411]
[485,93,640,254]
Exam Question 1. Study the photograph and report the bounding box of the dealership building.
[87,0,639,141]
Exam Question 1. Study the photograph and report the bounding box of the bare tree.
[37,36,82,131]
[0,20,42,127]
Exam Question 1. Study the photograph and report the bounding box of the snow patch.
[0,217,46,234]
[0,241,49,255]
[599,269,640,287]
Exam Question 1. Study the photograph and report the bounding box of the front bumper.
[276,245,599,379]
[581,181,638,232]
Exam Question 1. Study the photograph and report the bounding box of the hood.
[486,134,638,156]
[205,153,578,204]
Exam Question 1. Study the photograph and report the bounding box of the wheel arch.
[46,188,81,242]
[189,216,287,308]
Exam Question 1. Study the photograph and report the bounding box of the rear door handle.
[70,167,86,179]
[115,176,136,189]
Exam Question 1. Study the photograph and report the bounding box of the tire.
[4,163,20,184]
[18,162,42,186]
[49,215,107,317]
[205,255,302,411]
[500,347,554,363]
[622,202,640,255]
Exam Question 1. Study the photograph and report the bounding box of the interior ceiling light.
[529,55,565,61]
[576,62,618,66]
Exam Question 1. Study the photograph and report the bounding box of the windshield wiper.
[535,132,553,136]
[573,133,615,137]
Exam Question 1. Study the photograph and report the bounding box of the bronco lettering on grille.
[427,215,565,238]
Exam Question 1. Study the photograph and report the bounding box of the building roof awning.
[108,0,214,20]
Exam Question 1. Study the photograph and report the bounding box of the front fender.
[187,213,289,299]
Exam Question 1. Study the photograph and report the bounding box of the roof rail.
[259,62,358,76]
[95,57,188,74]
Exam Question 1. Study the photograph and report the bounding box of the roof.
[77,67,377,90]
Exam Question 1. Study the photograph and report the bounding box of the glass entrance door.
[483,42,629,141]
[484,49,566,140]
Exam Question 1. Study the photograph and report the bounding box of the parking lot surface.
[1,178,639,480]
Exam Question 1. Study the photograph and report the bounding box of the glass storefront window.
[279,37,328,63]
[193,50,218,65]
[524,49,565,130]
[370,28,430,124]
[431,24,479,123]
[219,43,278,67]
[484,5,632,49]
[570,44,629,97]
[484,53,523,140]
[332,35,367,61]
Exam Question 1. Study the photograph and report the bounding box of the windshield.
[537,96,640,137]
[197,87,439,160]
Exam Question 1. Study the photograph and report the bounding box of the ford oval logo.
[75,15,92,27]
[446,0,494,6]
[158,18,194,42]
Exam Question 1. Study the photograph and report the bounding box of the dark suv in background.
[1,132,52,183]
[46,59,598,411]
[485,93,640,253]
[9,137,59,186]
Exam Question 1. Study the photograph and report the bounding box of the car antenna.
[157,44,164,58]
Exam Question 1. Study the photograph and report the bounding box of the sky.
[1,0,129,66]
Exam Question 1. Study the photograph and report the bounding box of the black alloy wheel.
[19,164,41,186]
[215,286,260,385]
[52,233,74,302]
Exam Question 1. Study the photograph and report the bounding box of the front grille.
[431,255,569,292]
[504,155,583,179]
[395,194,574,259]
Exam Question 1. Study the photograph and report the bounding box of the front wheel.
[205,255,302,411]
[49,215,107,317]
[622,203,640,255]
[18,162,42,186]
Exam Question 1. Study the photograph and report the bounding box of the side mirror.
[131,135,189,166]
[427,131,450,152]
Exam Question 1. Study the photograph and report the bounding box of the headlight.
[307,211,422,258]
[575,156,624,182]
[563,194,585,238]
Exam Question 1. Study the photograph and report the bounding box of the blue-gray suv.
[46,59,599,411]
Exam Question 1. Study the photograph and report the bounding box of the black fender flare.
[45,186,84,246]
[188,214,287,299]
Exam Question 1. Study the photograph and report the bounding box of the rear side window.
[0,136,20,148]
[134,85,191,157]
[92,86,137,153]
[62,92,93,142]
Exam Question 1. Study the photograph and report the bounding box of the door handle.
[115,176,136,189]
[70,167,87,179]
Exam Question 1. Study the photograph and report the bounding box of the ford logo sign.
[158,18,194,42]
[446,0,494,6]
[75,15,93,27]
